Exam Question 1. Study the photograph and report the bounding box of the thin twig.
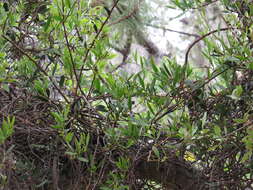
[152,103,180,124]
[108,0,143,26]
[78,0,121,86]
[146,24,200,38]
[191,0,219,10]
[62,11,80,96]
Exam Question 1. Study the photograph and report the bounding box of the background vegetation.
[1,0,253,189]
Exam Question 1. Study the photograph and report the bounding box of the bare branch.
[146,24,200,38]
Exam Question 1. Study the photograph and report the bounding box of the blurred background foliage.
[1,0,253,189]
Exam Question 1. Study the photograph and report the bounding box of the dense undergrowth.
[1,0,253,189]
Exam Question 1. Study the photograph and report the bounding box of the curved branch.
[183,27,234,72]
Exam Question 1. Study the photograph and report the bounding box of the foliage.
[1,0,253,189]
[0,116,15,145]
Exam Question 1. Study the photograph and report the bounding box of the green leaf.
[0,130,5,144]
[150,57,158,73]
[137,74,145,89]
[77,157,89,162]
[51,112,64,124]
[2,121,8,137]
[224,56,239,67]
[2,84,9,92]
[191,124,198,136]
[163,62,172,77]
[234,113,248,124]
[248,62,253,70]
[152,146,160,158]
[34,80,46,96]
[59,75,65,88]
[147,102,155,115]
[65,0,71,8]
[85,133,90,150]
[127,96,132,110]
[51,125,63,129]
[94,78,101,91]
[230,85,243,100]
[43,16,52,32]
[214,125,221,136]
[64,132,74,143]
[201,112,207,128]
[241,151,252,163]
[96,105,107,112]
[65,151,77,156]
[0,116,15,144]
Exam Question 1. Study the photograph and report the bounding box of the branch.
[2,35,70,103]
[61,0,83,97]
[78,0,120,87]
[183,27,234,79]
[191,0,219,10]
[110,30,133,73]
[134,28,160,56]
[151,103,180,124]
[146,24,200,38]
[108,0,144,26]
